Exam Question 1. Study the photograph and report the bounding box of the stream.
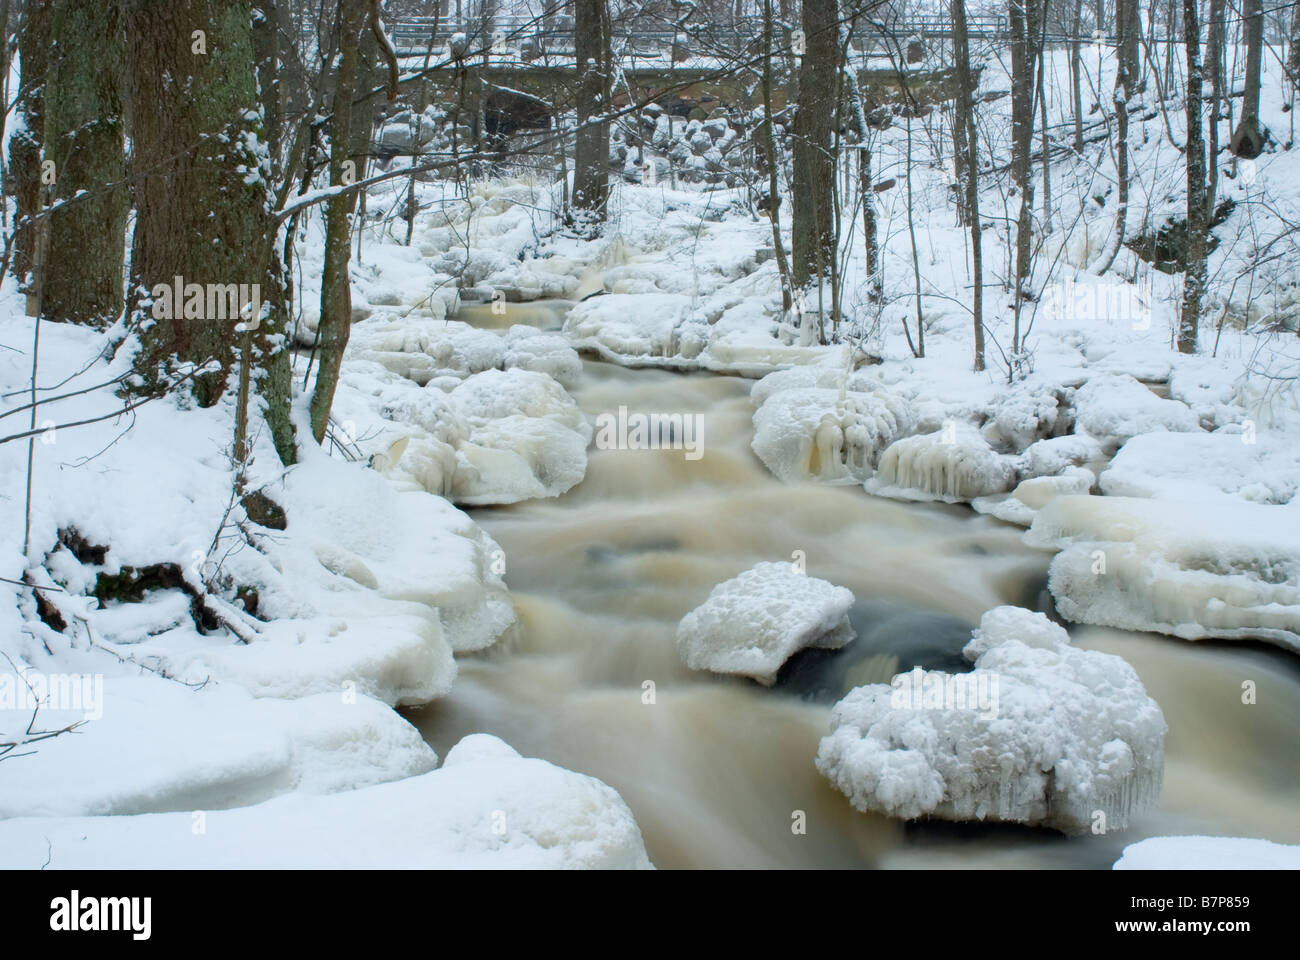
[406,341,1300,869]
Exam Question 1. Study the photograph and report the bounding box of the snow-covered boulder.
[866,423,1018,502]
[564,293,708,364]
[1114,836,1300,870]
[445,368,593,505]
[1071,374,1200,452]
[676,562,856,685]
[0,735,653,869]
[985,381,1067,451]
[751,387,915,483]
[1028,495,1300,652]
[816,606,1167,835]
[1101,430,1300,505]
[749,363,888,408]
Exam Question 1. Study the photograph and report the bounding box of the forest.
[0,0,1297,875]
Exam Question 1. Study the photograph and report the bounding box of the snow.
[676,562,856,686]
[0,679,436,818]
[751,385,915,483]
[1114,836,1300,870]
[816,606,1167,835]
[1071,374,1201,453]
[0,735,653,869]
[1029,495,1300,652]
[1101,430,1300,505]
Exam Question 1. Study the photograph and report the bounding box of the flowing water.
[407,357,1300,869]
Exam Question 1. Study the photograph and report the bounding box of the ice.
[1114,836,1300,869]
[1101,431,1300,505]
[676,562,856,686]
[0,735,653,869]
[1028,495,1300,652]
[973,468,1096,527]
[816,606,1167,835]
[1071,374,1200,452]
[751,387,915,483]
[866,423,1018,502]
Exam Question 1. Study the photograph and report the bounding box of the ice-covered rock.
[350,317,581,388]
[816,606,1167,835]
[1071,374,1200,452]
[985,381,1067,451]
[676,562,856,685]
[1019,433,1105,479]
[1114,836,1300,869]
[1028,495,1300,652]
[866,423,1018,502]
[334,361,592,506]
[0,735,653,869]
[751,387,914,483]
[1101,431,1300,505]
[565,293,707,363]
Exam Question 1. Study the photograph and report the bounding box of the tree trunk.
[953,0,984,371]
[1231,0,1265,157]
[1009,0,1043,358]
[760,0,793,311]
[570,0,611,231]
[126,0,276,408]
[1205,0,1225,215]
[791,0,841,295]
[42,0,128,328]
[1093,0,1132,274]
[1070,0,1084,153]
[1289,2,1300,82]
[308,0,369,443]
[10,0,51,287]
[1179,0,1206,354]
[252,0,296,463]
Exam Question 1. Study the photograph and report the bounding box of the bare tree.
[952,0,984,370]
[570,0,612,231]
[1179,0,1206,353]
[308,0,370,441]
[1008,0,1044,361]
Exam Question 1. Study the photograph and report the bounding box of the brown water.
[408,360,1300,868]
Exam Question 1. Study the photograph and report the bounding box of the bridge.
[387,13,1034,61]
